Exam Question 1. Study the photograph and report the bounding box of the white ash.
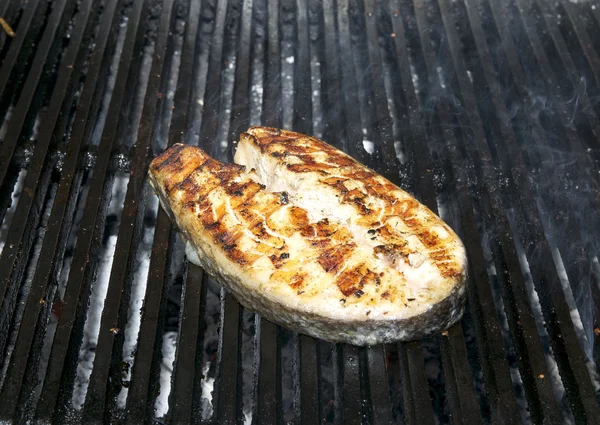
[550,247,600,392]
[116,189,159,408]
[154,331,178,417]
[240,308,257,425]
[310,62,323,139]
[0,168,26,255]
[506,208,576,423]
[153,232,187,416]
[197,277,222,420]
[0,105,13,139]
[154,33,181,150]
[436,66,447,89]
[281,50,295,131]
[200,361,216,417]
[33,167,93,408]
[72,173,129,409]
[362,140,375,154]
[248,0,265,128]
[187,6,214,147]
[249,81,264,127]
[466,70,473,83]
[479,227,531,424]
[592,256,600,284]
[90,14,129,146]
[410,62,420,96]
[0,180,56,389]
[0,109,48,253]
[214,47,236,157]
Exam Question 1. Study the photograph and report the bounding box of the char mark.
[317,243,356,274]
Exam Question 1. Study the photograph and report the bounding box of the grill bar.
[194,0,244,423]
[257,319,281,424]
[366,346,394,423]
[335,0,367,164]
[0,0,42,123]
[34,0,149,420]
[125,210,173,424]
[458,0,598,421]
[342,345,362,425]
[255,0,284,420]
[396,0,525,422]
[0,0,19,54]
[560,2,600,88]
[443,0,567,419]
[0,0,98,420]
[217,294,244,424]
[360,1,439,423]
[538,0,600,141]
[292,0,321,422]
[397,343,435,424]
[126,0,203,421]
[171,263,206,423]
[1,0,600,423]
[0,0,74,340]
[438,329,483,425]
[80,0,177,421]
[158,1,211,424]
[254,0,283,423]
[0,0,71,198]
[438,0,600,421]
[380,2,483,422]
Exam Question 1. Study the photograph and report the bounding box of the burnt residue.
[280,191,289,204]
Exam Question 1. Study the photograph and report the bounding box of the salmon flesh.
[148,127,467,345]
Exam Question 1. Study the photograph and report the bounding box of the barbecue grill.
[0,0,599,423]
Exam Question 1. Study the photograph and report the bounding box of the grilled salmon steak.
[148,127,467,345]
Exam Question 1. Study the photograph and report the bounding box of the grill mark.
[270,269,306,291]
[246,130,461,280]
[157,135,463,303]
[238,206,266,228]
[150,143,187,172]
[287,206,310,228]
[313,219,335,237]
[269,251,290,268]
[249,130,356,171]
[248,222,285,248]
[197,208,256,265]
[225,180,264,208]
[168,160,214,195]
[317,243,356,274]
[336,263,379,297]
[290,273,305,290]
[373,243,413,264]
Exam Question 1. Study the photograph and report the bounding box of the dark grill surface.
[0,0,600,423]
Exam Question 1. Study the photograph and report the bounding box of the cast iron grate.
[0,0,599,423]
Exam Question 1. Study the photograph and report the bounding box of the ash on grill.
[0,0,599,424]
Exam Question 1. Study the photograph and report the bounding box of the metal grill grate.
[0,0,599,423]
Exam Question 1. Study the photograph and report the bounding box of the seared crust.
[149,128,468,345]
[239,126,467,288]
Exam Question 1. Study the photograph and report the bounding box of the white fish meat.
[148,127,467,345]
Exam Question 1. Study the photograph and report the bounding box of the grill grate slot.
[1,0,600,423]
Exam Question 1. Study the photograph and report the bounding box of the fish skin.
[148,128,467,345]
